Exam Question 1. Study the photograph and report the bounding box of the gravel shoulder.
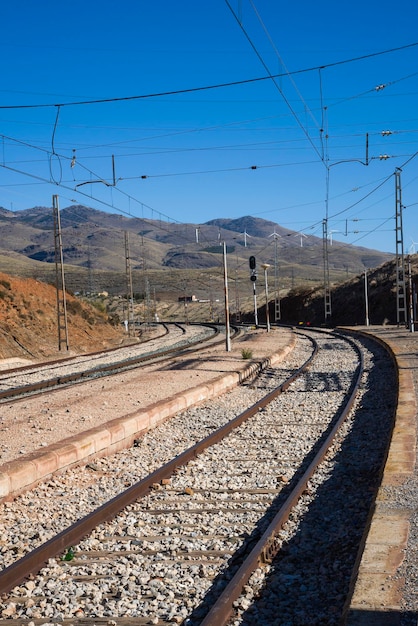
[0,324,417,621]
[0,327,294,467]
[2,324,416,620]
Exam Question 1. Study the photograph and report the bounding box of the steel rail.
[0,330,317,596]
[199,334,364,626]
[0,322,171,376]
[0,323,224,402]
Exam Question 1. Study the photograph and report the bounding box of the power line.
[0,43,416,110]
[326,71,418,110]
[249,0,322,134]
[1,131,415,252]
[224,0,325,164]
[118,159,320,180]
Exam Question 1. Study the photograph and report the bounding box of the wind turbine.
[408,238,418,254]
[294,232,307,247]
[241,229,252,247]
[328,230,340,246]
[268,229,281,241]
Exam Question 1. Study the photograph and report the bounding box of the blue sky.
[1,0,417,253]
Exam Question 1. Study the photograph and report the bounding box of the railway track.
[0,323,221,403]
[0,328,397,625]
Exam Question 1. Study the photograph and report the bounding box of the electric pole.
[124,231,135,336]
[52,195,69,351]
[323,218,332,322]
[395,169,406,326]
[223,242,231,351]
[407,256,415,333]
[271,232,281,321]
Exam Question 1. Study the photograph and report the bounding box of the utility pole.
[261,263,271,332]
[323,218,332,322]
[270,232,281,322]
[407,256,415,333]
[249,255,258,327]
[395,169,406,326]
[322,132,370,324]
[234,267,241,324]
[144,277,151,325]
[52,195,69,351]
[364,269,370,326]
[124,231,135,336]
[223,242,231,352]
[140,233,147,325]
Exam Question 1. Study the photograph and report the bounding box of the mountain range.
[0,205,393,297]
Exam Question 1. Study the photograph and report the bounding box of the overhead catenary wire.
[2,104,417,226]
[326,71,418,110]
[1,19,417,256]
[1,129,416,254]
[0,42,416,110]
[224,0,325,165]
[249,0,322,135]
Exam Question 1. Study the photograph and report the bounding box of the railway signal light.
[249,256,257,281]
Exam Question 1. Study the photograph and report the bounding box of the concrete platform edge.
[0,338,295,502]
[341,328,417,625]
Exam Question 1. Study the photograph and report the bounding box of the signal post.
[249,255,258,327]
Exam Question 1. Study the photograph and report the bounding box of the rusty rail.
[200,335,364,626]
[0,323,222,402]
[0,330,316,596]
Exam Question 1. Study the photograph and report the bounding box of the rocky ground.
[0,272,127,361]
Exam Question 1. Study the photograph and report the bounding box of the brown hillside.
[276,256,418,327]
[0,273,126,361]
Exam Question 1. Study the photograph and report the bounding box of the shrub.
[66,299,84,316]
[90,299,106,314]
[241,348,253,360]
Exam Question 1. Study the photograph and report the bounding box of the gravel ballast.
[0,328,403,625]
[0,325,416,624]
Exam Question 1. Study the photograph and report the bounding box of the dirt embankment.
[0,273,126,361]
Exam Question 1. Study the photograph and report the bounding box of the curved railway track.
[0,323,223,403]
[0,328,397,625]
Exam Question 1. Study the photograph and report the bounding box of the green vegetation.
[61,547,75,562]
[90,299,107,314]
